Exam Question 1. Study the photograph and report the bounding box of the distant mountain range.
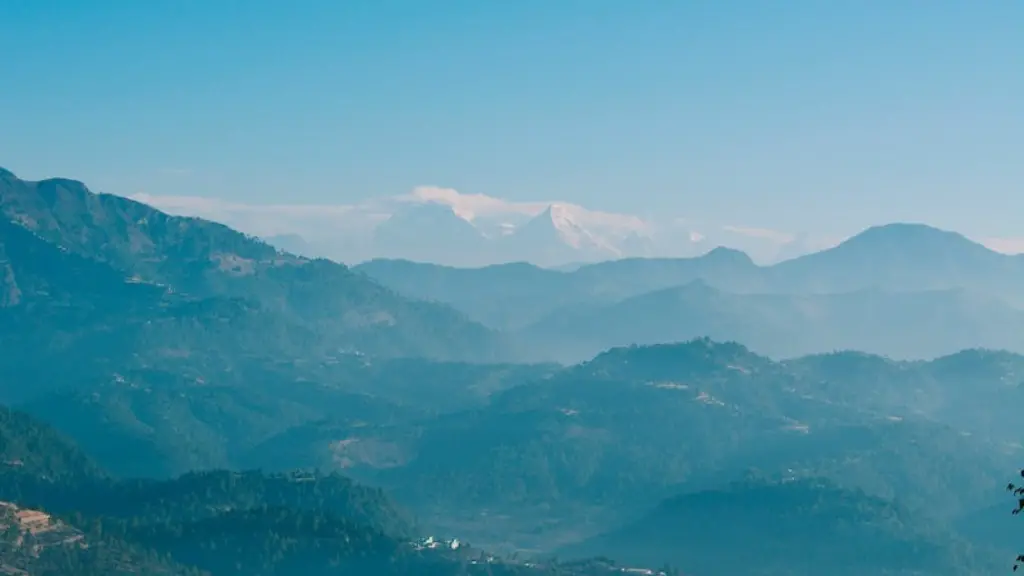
[354,223,1024,361]
[358,223,1024,313]
[128,182,854,267]
[7,165,1024,366]
[126,179,1023,268]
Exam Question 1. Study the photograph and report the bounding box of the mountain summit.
[832,223,993,257]
[499,204,614,266]
[372,202,489,266]
[771,222,1022,295]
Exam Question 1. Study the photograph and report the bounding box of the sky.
[1,0,1022,240]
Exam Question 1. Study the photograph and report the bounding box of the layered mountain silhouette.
[360,223,1024,319]
[3,164,1022,574]
[356,223,1024,362]
[519,280,1024,362]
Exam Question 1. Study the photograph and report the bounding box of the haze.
[1,3,1023,576]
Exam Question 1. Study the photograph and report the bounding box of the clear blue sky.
[1,1,1021,237]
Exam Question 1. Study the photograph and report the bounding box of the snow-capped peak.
[130,183,838,266]
[540,203,611,251]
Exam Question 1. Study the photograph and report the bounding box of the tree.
[1008,468,1024,570]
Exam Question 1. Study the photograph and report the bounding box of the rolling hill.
[15,358,554,478]
[560,478,1005,575]
[242,341,1019,553]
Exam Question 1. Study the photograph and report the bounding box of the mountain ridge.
[355,223,1024,342]
[0,168,510,364]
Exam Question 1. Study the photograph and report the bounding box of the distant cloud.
[403,186,548,220]
[129,192,368,239]
[721,225,796,244]
[131,193,354,217]
[978,236,1024,255]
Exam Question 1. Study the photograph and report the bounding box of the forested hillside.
[0,406,659,575]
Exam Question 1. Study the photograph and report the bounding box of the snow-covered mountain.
[131,186,831,267]
[491,203,658,267]
[371,201,491,267]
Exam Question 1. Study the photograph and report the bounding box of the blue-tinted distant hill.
[517,280,1024,362]
[769,223,1024,294]
[357,224,1024,362]
[356,223,1024,332]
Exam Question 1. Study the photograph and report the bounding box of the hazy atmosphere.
[1,2,1023,575]
[3,1,1023,265]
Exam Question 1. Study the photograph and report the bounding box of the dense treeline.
[0,406,105,480]
[0,506,204,575]
[0,469,414,541]
[5,501,649,576]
